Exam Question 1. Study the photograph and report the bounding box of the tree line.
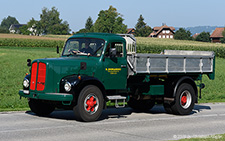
[0,7,70,35]
[72,6,152,37]
[0,6,152,37]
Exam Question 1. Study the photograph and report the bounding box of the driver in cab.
[69,42,93,55]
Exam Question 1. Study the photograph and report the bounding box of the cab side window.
[105,42,123,57]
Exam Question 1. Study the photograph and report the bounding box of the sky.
[1,0,225,32]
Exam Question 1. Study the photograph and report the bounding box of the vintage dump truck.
[19,33,215,122]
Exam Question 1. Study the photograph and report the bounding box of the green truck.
[19,33,215,122]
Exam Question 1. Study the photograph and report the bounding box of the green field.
[0,34,224,111]
[0,46,59,111]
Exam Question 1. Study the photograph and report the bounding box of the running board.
[107,95,126,108]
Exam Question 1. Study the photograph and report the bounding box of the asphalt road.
[0,103,225,141]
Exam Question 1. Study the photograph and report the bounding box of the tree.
[195,32,210,42]
[174,28,192,40]
[19,18,39,35]
[39,7,70,34]
[93,6,127,33]
[85,16,93,32]
[0,16,19,33]
[19,25,32,35]
[0,27,9,33]
[135,15,152,37]
[75,17,93,34]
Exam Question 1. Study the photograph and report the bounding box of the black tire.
[28,99,55,116]
[163,103,173,114]
[128,98,155,111]
[73,85,104,122]
[170,83,195,115]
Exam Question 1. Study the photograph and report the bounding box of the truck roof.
[68,33,126,42]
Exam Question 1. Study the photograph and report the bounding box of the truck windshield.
[62,38,105,57]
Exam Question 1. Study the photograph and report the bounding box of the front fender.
[60,75,106,101]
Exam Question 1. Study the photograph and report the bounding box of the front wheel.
[73,85,104,122]
[170,83,196,115]
[28,99,55,116]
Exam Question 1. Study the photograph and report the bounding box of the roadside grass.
[199,57,225,103]
[177,133,225,141]
[0,46,59,111]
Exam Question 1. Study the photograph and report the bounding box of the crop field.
[136,37,225,58]
[0,33,67,41]
[0,34,224,111]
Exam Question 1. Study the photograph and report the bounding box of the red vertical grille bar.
[37,62,46,91]
[30,62,37,90]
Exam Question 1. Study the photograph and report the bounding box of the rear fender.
[173,76,198,103]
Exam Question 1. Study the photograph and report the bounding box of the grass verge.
[177,133,225,140]
[0,46,59,111]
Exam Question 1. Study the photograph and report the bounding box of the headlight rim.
[23,78,29,88]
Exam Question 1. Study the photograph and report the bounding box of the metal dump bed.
[127,50,215,75]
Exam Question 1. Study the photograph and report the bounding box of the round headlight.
[64,82,71,92]
[23,78,29,88]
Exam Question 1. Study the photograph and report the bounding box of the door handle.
[121,65,126,68]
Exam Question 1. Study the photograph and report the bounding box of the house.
[210,28,224,43]
[127,28,135,34]
[28,24,38,36]
[9,24,26,34]
[149,24,175,38]
[192,33,200,39]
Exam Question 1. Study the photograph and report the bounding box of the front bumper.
[19,90,73,102]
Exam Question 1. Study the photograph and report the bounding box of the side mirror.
[57,46,59,54]
[110,48,116,58]
[27,59,31,67]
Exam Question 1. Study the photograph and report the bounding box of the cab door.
[102,42,127,90]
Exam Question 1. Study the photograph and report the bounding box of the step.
[107,95,126,100]
[107,95,126,108]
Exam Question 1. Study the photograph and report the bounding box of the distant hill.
[175,26,223,35]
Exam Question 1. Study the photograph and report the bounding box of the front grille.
[30,62,37,90]
[30,62,46,91]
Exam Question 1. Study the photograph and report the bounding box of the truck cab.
[19,33,131,121]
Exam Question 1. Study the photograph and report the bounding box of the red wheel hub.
[86,96,97,112]
[181,94,187,106]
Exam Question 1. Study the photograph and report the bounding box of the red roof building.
[210,28,224,43]
[149,24,175,38]
[126,28,135,34]
[192,33,200,39]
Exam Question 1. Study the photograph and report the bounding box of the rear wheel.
[170,83,195,115]
[163,102,173,114]
[28,99,55,116]
[73,85,104,122]
[128,98,155,111]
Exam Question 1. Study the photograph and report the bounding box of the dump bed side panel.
[127,50,215,77]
